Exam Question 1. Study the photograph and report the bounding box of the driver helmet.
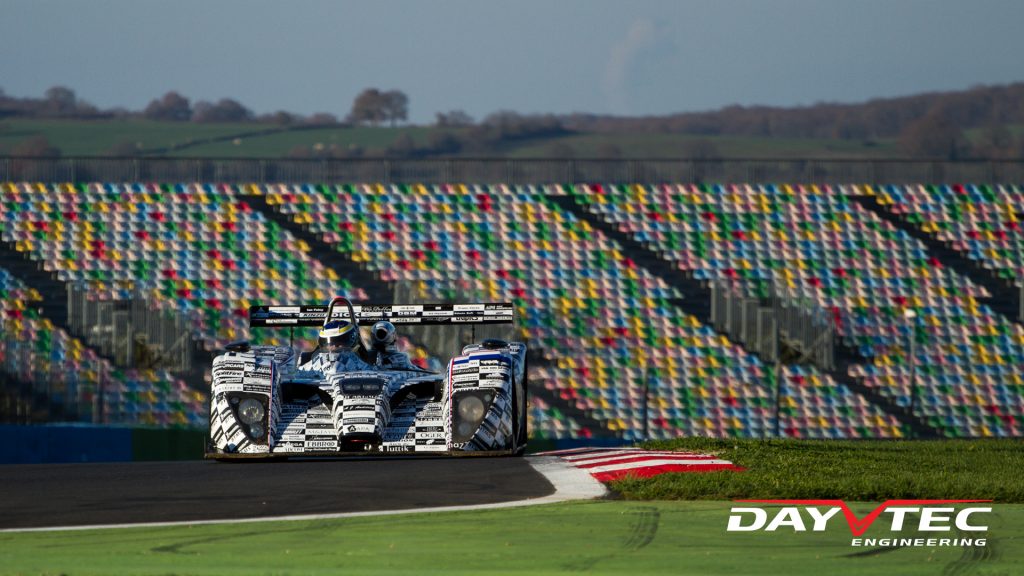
[318,320,360,352]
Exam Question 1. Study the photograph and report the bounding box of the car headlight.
[248,422,265,439]
[456,421,476,438]
[452,390,496,443]
[458,395,486,422]
[238,398,265,424]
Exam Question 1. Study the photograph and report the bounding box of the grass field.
[171,125,442,158]
[0,119,253,156]
[503,132,899,159]
[0,118,904,159]
[612,438,1024,502]
[2,439,1021,575]
[1,500,1020,576]
[2,118,1019,160]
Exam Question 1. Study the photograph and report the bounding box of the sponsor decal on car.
[213,369,244,378]
[380,445,416,452]
[342,417,376,425]
[305,440,339,449]
[243,382,272,394]
[417,444,448,452]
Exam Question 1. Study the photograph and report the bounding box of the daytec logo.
[727,500,993,547]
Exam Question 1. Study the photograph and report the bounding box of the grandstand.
[1,176,1021,441]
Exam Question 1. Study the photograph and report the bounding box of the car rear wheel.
[512,360,528,455]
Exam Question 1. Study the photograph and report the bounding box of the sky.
[2,0,1023,124]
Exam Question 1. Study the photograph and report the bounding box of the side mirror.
[481,338,508,350]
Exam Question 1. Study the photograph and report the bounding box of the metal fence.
[2,156,1023,184]
[66,284,200,373]
[1,286,205,425]
[710,280,835,370]
[0,319,113,424]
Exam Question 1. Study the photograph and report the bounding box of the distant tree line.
[563,83,1024,159]
[0,86,354,126]
[563,84,1024,139]
[2,82,1024,159]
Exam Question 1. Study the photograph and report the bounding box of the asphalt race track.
[0,457,554,530]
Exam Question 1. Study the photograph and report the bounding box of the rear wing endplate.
[249,303,515,328]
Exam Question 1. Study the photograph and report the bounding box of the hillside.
[0,118,914,159]
[0,82,1022,159]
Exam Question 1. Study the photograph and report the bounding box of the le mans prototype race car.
[207,297,527,458]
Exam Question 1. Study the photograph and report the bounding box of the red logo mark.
[735,500,992,537]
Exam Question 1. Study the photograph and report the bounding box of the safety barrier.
[3,156,1023,185]
[0,424,206,463]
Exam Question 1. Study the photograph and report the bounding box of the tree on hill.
[381,90,408,127]
[426,131,463,155]
[348,88,409,127]
[37,86,100,118]
[563,83,1024,143]
[260,110,297,125]
[43,86,77,115]
[144,91,192,121]
[306,112,339,126]
[192,98,253,123]
[436,109,474,127]
[898,114,971,159]
[348,89,385,126]
[477,111,567,140]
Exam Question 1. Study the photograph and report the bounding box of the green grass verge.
[612,438,1024,502]
[0,119,254,156]
[1,500,1021,575]
[168,126,443,158]
[0,118,899,159]
[505,132,898,159]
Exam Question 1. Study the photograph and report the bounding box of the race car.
[206,296,527,458]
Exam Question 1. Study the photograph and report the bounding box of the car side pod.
[207,346,282,458]
[446,346,522,452]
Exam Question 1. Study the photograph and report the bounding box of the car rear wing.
[248,303,516,328]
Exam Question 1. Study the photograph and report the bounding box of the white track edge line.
[534,447,619,456]
[582,458,735,473]
[0,456,608,534]
[563,451,718,463]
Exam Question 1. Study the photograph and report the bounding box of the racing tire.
[511,360,528,456]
